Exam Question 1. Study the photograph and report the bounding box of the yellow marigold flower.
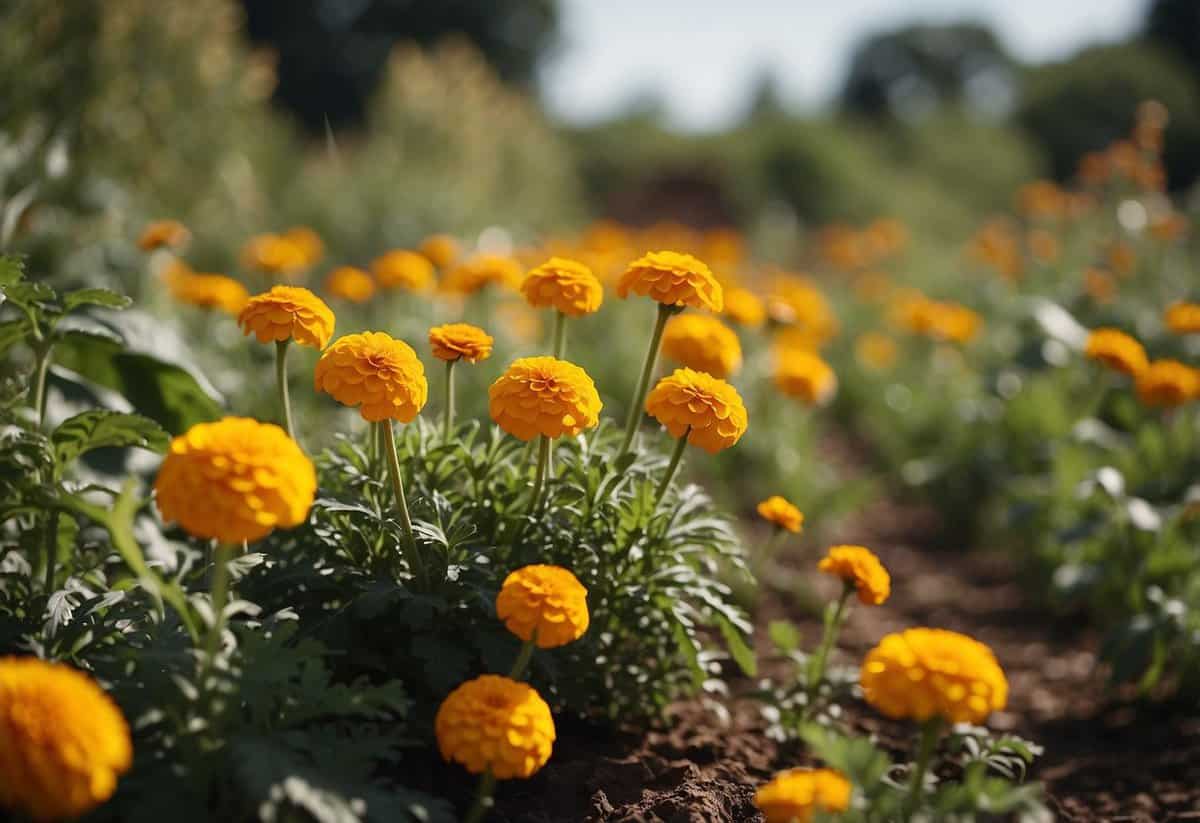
[137,219,190,251]
[757,496,804,533]
[323,266,376,304]
[314,332,428,422]
[489,357,602,441]
[754,768,851,823]
[371,250,435,292]
[774,349,837,406]
[283,226,324,267]
[645,368,748,454]
[238,285,336,349]
[443,254,524,295]
[495,564,590,649]
[818,545,891,605]
[435,675,555,780]
[240,233,309,277]
[419,233,460,269]
[155,417,316,544]
[1135,359,1200,408]
[616,250,723,312]
[1084,328,1148,376]
[428,323,494,363]
[661,314,742,378]
[855,332,898,372]
[521,257,604,317]
[861,628,1008,725]
[1165,302,1200,335]
[0,657,132,822]
[167,271,249,316]
[723,287,766,328]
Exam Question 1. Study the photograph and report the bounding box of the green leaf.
[62,287,132,312]
[0,255,25,288]
[52,410,169,466]
[2,280,55,312]
[0,317,30,356]
[768,619,801,653]
[716,613,757,677]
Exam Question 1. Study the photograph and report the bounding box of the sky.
[541,0,1148,130]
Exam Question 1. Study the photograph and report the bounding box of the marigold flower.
[661,314,742,378]
[521,257,604,317]
[284,226,324,267]
[155,417,316,544]
[496,565,589,649]
[429,323,494,363]
[774,349,837,406]
[818,545,890,605]
[1135,359,1200,408]
[1165,302,1200,335]
[855,332,898,371]
[1084,328,1147,376]
[435,675,555,780]
[315,332,428,422]
[754,768,851,823]
[138,219,190,251]
[645,368,748,454]
[371,250,435,292]
[616,250,723,312]
[0,657,132,822]
[240,233,309,277]
[489,357,602,441]
[861,628,1008,724]
[419,233,460,269]
[167,270,249,316]
[757,496,804,533]
[723,287,766,328]
[443,254,524,295]
[766,276,838,345]
[323,266,376,303]
[238,285,336,349]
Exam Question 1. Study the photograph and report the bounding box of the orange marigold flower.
[818,545,890,605]
[238,285,336,349]
[723,287,766,328]
[489,357,602,441]
[774,349,837,406]
[419,233,460,269]
[1084,328,1147,376]
[443,254,524,295]
[1135,360,1200,408]
[757,496,804,533]
[645,368,748,454]
[167,271,249,315]
[137,219,190,251]
[521,257,604,317]
[616,250,723,312]
[766,276,839,345]
[314,332,428,422]
[1165,302,1200,335]
[0,657,132,822]
[495,565,590,649]
[754,768,851,823]
[855,332,898,371]
[436,676,555,780]
[155,417,316,544]
[323,266,376,303]
[283,226,324,267]
[661,314,743,378]
[371,249,435,292]
[240,233,309,277]
[428,323,494,364]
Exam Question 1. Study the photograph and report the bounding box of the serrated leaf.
[3,280,55,311]
[63,288,132,312]
[53,410,168,466]
[0,255,24,288]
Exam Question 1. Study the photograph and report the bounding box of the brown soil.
[491,498,1200,822]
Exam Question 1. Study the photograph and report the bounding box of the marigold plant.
[434,674,555,779]
[645,368,748,455]
[774,349,837,406]
[323,265,376,303]
[1165,301,1200,335]
[442,254,523,295]
[166,270,249,315]
[616,250,723,312]
[818,545,891,605]
[723,286,766,328]
[429,323,494,364]
[754,768,852,823]
[521,257,604,317]
[495,564,589,649]
[314,332,429,422]
[137,218,190,251]
[757,496,804,533]
[240,233,310,278]
[371,249,435,292]
[1084,328,1147,376]
[238,285,336,349]
[1135,359,1199,408]
[419,233,460,269]
[661,313,743,379]
[488,357,602,441]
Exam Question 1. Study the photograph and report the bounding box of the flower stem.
[443,359,457,442]
[203,542,236,678]
[552,310,567,359]
[508,636,536,681]
[529,435,551,514]
[380,420,422,582]
[904,717,944,821]
[463,769,497,823]
[807,583,853,694]
[653,428,690,507]
[619,304,673,457]
[275,340,296,440]
[31,342,53,429]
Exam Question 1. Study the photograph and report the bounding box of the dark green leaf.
[52,410,169,466]
[62,288,132,312]
[0,255,24,288]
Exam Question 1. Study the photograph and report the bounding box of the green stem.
[508,636,536,681]
[275,340,296,440]
[552,311,567,359]
[203,542,236,678]
[529,435,551,514]
[619,304,673,457]
[904,717,944,821]
[42,511,58,594]
[380,420,422,582]
[653,429,690,507]
[463,769,497,823]
[32,342,53,429]
[807,584,853,694]
[443,359,457,442]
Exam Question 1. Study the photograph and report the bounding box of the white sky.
[541,0,1148,130]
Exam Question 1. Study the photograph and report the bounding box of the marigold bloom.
[0,658,132,821]
[315,332,428,422]
[774,349,837,406]
[429,323,494,363]
[489,357,602,441]
[855,332,898,371]
[1135,360,1199,408]
[284,226,324,267]
[371,250,435,292]
[240,233,309,277]
[419,233,460,269]
[661,314,743,378]
[138,219,190,251]
[435,675,555,780]
[723,287,766,328]
[442,254,524,295]
[766,276,838,345]
[1165,302,1200,335]
[167,271,249,315]
[238,285,336,349]
[155,417,316,544]
[818,545,890,605]
[496,565,589,649]
[323,266,376,303]
[1084,328,1147,376]
[645,368,748,454]
[616,250,723,312]
[521,257,604,317]
[861,628,1008,724]
[754,768,851,823]
[757,496,804,533]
